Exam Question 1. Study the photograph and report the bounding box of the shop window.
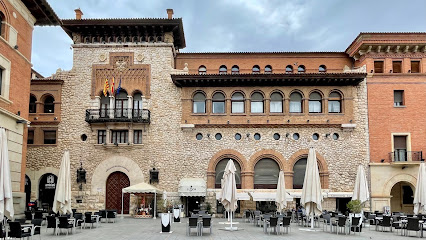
[198,65,207,75]
[27,130,34,144]
[250,92,264,113]
[231,65,239,74]
[219,65,227,74]
[319,65,327,72]
[252,65,260,74]
[411,61,420,73]
[29,95,37,113]
[393,61,402,73]
[134,130,142,144]
[309,92,322,113]
[264,65,272,74]
[111,130,128,144]
[298,65,305,73]
[374,61,384,73]
[231,92,244,113]
[97,130,106,144]
[394,90,404,107]
[285,65,293,73]
[328,91,342,113]
[193,92,206,113]
[43,96,55,113]
[289,92,302,113]
[44,130,56,144]
[212,92,225,114]
[270,92,283,113]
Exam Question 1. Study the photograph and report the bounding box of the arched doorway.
[254,158,279,189]
[39,173,58,210]
[25,175,31,209]
[106,171,130,214]
[390,181,414,213]
[215,159,241,189]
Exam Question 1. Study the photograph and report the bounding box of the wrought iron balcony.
[388,150,423,162]
[85,108,150,123]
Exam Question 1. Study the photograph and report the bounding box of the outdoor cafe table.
[392,218,425,237]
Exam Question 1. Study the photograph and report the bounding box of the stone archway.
[207,149,247,189]
[382,173,417,197]
[106,171,130,214]
[248,149,286,189]
[91,156,144,195]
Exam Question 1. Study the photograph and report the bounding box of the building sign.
[45,175,56,189]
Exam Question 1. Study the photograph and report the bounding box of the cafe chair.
[332,216,347,235]
[322,214,331,232]
[84,212,96,229]
[368,213,376,230]
[406,217,420,237]
[8,221,32,239]
[266,217,278,235]
[187,217,199,236]
[0,222,7,239]
[107,210,116,223]
[24,211,33,222]
[350,217,361,235]
[46,215,58,235]
[379,215,392,232]
[281,217,291,234]
[31,219,43,240]
[200,217,212,236]
[74,213,84,231]
[99,210,107,223]
[58,216,74,235]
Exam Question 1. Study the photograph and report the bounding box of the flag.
[111,76,115,95]
[103,78,109,97]
[116,76,122,95]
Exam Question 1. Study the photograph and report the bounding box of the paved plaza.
[37,216,413,240]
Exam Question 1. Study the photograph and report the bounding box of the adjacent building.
[0,0,59,216]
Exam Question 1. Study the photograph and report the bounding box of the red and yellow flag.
[103,78,109,97]
[111,76,115,95]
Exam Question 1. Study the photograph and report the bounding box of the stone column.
[284,171,293,190]
[127,95,133,119]
[324,98,328,114]
[207,171,215,189]
[128,125,133,144]
[242,171,254,189]
[106,126,111,144]
[109,96,115,118]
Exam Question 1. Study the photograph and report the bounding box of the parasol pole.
[311,202,314,229]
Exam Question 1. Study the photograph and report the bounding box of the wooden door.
[106,171,130,214]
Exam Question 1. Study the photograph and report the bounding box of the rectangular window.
[134,130,142,144]
[411,61,420,73]
[393,135,407,162]
[43,130,56,144]
[289,102,302,113]
[97,130,106,144]
[270,101,283,113]
[393,61,402,73]
[394,90,404,106]
[193,102,205,113]
[231,102,244,113]
[212,102,225,114]
[309,101,322,113]
[111,130,128,144]
[374,61,384,73]
[251,102,264,113]
[27,130,34,144]
[328,101,341,113]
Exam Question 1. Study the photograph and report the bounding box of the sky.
[32,0,426,77]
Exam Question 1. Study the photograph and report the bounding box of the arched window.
[198,65,207,75]
[133,92,143,117]
[115,90,128,117]
[231,92,244,113]
[254,158,279,189]
[265,65,272,74]
[193,92,206,113]
[270,92,283,113]
[309,92,322,113]
[252,65,260,74]
[285,65,293,73]
[212,92,225,114]
[298,65,306,73]
[219,65,227,74]
[289,92,302,113]
[29,95,37,113]
[0,11,5,38]
[100,93,110,118]
[319,65,327,72]
[251,92,264,113]
[293,158,307,189]
[215,159,241,189]
[328,91,342,113]
[231,65,239,74]
[43,96,55,113]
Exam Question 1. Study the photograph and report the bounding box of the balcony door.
[115,91,128,118]
[133,93,142,117]
[100,95,109,118]
[393,136,407,161]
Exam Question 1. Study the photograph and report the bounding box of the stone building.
[26,9,373,216]
[0,0,59,217]
[347,33,426,213]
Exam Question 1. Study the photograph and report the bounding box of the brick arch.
[382,173,417,197]
[248,149,286,172]
[287,149,329,189]
[207,149,247,188]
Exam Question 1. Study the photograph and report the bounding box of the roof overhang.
[171,73,366,87]
[21,0,61,26]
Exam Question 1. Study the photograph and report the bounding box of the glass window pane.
[193,102,205,113]
[215,159,241,187]
[254,158,279,185]
[309,101,321,113]
[328,101,341,113]
[213,102,225,113]
[293,158,307,189]
[290,102,302,113]
[270,101,282,113]
[251,102,263,113]
[232,93,244,100]
[232,102,244,113]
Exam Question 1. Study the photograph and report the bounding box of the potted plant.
[156,199,166,217]
[205,202,212,214]
[346,200,363,232]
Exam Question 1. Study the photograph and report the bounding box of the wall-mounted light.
[207,133,210,138]
[16,120,26,124]
[246,133,250,138]
[326,119,330,123]
[380,159,385,163]
[285,133,290,138]
[77,162,86,191]
[389,70,392,73]
[325,133,330,138]
[14,45,18,50]
[307,120,310,123]
[150,168,159,184]
[227,120,230,124]
[370,70,374,73]
[54,117,58,120]
[287,120,290,123]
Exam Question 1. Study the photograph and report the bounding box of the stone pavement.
[38,216,412,240]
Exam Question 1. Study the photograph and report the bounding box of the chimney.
[74,8,83,20]
[166,9,174,19]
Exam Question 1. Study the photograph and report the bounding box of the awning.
[327,192,353,198]
[122,182,162,194]
[249,191,293,201]
[178,178,206,197]
[215,192,250,201]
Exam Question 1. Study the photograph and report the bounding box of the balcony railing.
[85,108,150,123]
[388,150,423,162]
